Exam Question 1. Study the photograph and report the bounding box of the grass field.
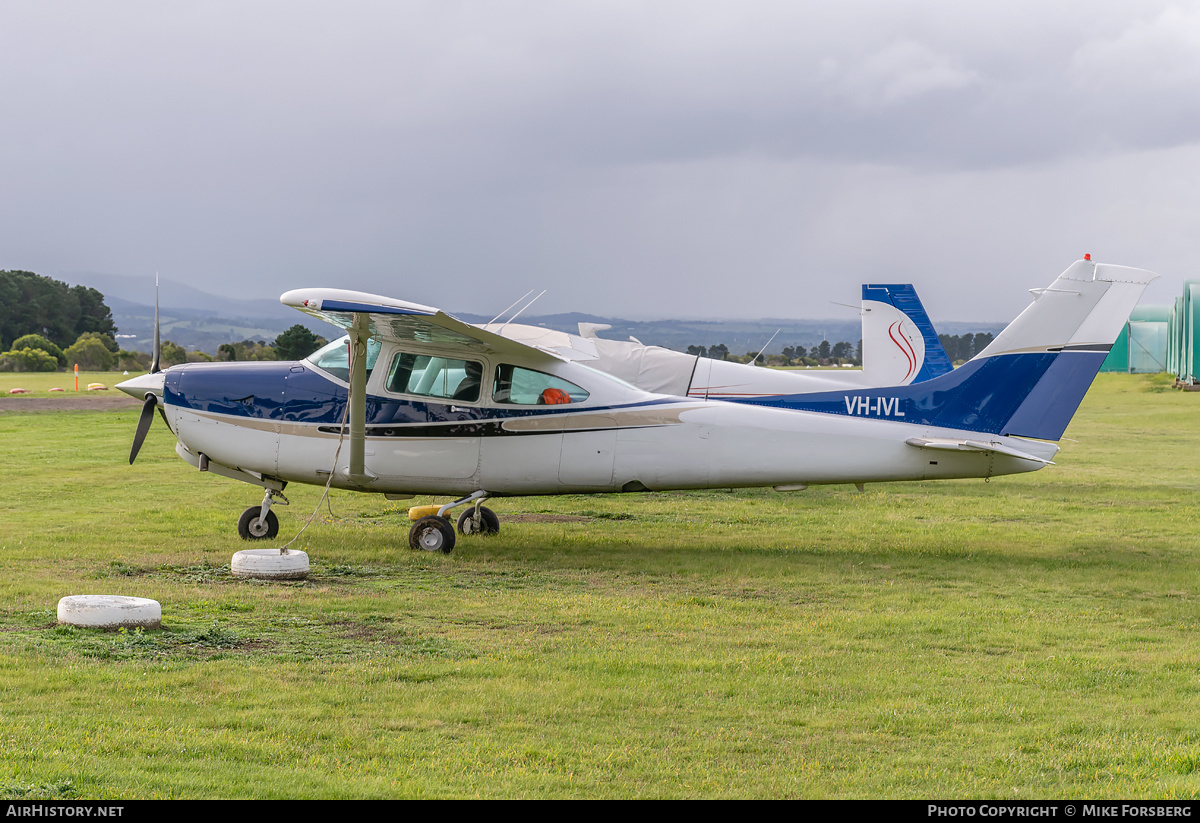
[0,371,132,398]
[1,372,1198,798]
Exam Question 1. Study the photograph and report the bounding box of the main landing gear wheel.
[238,506,279,540]
[457,506,500,536]
[409,515,456,553]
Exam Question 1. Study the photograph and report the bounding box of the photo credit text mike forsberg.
[927,805,1195,818]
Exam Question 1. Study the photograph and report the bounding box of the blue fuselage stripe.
[726,350,1106,441]
[163,362,679,428]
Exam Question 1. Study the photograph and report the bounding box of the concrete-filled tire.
[231,549,309,580]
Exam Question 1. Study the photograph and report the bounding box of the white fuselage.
[155,350,1055,499]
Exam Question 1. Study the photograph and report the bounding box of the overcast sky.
[2,1,1197,322]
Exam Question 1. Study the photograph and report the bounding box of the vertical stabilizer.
[861,284,952,385]
[750,260,1158,442]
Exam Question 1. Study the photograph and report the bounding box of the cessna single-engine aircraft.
[489,283,953,399]
[118,257,1154,554]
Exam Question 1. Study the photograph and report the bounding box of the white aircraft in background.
[118,258,1155,554]
[487,283,954,400]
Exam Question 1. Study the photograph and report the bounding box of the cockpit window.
[493,364,589,405]
[386,352,483,402]
[306,335,382,383]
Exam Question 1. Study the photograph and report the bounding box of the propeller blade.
[150,273,161,374]
[129,393,158,464]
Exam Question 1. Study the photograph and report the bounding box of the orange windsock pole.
[74,364,79,392]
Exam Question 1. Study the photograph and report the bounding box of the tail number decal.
[843,396,905,417]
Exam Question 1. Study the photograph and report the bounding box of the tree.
[686,344,708,358]
[973,332,993,357]
[0,347,58,372]
[73,331,119,356]
[116,350,152,372]
[64,337,114,371]
[0,271,116,350]
[273,325,326,361]
[11,334,66,368]
[160,340,187,368]
[708,343,729,361]
[938,332,995,364]
[218,339,277,362]
[70,285,117,345]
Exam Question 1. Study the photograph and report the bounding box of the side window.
[386,352,483,402]
[306,336,381,383]
[493,364,589,405]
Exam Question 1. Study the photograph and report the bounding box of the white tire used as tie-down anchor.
[57,595,162,629]
[230,548,309,580]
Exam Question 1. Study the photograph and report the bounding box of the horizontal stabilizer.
[905,437,1056,465]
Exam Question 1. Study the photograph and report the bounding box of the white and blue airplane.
[118,258,1154,554]
[488,283,954,399]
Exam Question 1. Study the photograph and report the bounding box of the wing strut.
[346,313,375,484]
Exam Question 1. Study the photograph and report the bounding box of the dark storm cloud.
[1,1,1197,321]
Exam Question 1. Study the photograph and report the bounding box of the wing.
[280,288,563,367]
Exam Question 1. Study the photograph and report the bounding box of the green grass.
[0,370,134,399]
[1,373,1199,798]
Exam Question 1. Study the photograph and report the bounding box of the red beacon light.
[1084,253,1091,261]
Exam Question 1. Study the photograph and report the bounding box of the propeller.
[129,393,158,464]
[127,272,163,464]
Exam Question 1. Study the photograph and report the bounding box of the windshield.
[305,335,382,383]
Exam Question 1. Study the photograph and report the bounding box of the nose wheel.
[237,489,288,540]
[238,506,279,540]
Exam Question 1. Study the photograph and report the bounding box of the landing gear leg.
[407,490,499,552]
[457,503,500,536]
[238,489,289,540]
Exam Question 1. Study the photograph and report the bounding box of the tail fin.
[749,260,1157,441]
[861,284,952,385]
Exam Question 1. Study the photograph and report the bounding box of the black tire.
[409,515,456,553]
[457,506,500,536]
[238,506,279,540]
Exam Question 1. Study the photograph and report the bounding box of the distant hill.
[64,272,330,354]
[63,271,1005,356]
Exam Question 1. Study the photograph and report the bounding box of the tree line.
[688,341,863,367]
[0,270,327,372]
[937,332,994,363]
[683,333,996,367]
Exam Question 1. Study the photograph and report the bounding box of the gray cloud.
[1,0,1196,322]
